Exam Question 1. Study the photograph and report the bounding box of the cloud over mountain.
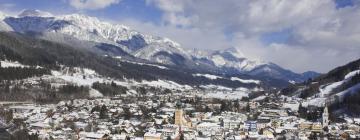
[69,0,121,10]
[138,0,360,73]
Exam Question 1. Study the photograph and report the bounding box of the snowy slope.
[0,11,12,31]
[230,77,260,84]
[304,68,360,107]
[3,10,190,65]
[209,47,265,71]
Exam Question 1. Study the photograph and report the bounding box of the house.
[244,121,257,132]
[256,119,270,130]
[223,119,240,130]
[159,124,179,138]
[262,127,275,139]
[79,132,110,140]
[111,134,127,140]
[299,121,312,130]
[144,132,161,140]
[196,122,221,136]
[311,123,322,133]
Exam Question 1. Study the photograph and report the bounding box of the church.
[322,106,329,128]
[175,101,192,128]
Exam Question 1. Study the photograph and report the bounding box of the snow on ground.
[1,60,29,68]
[288,80,296,84]
[197,86,255,100]
[308,69,360,106]
[18,64,253,98]
[252,95,267,101]
[305,97,327,107]
[193,74,222,80]
[283,102,300,112]
[119,59,168,69]
[230,77,260,84]
[345,69,360,79]
[201,90,248,100]
[141,80,192,90]
[319,70,360,97]
[236,87,251,92]
[50,68,103,86]
[211,55,227,66]
[89,88,103,98]
[319,81,344,97]
[199,84,232,90]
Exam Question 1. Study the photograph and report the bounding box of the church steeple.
[176,100,182,109]
[322,106,329,128]
[175,101,184,126]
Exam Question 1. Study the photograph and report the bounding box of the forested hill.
[281,58,360,115]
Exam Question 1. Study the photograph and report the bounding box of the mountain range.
[0,9,321,88]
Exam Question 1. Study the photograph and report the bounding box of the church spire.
[322,106,329,128]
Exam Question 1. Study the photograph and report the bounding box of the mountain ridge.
[0,9,319,83]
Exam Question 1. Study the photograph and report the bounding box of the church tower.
[322,106,329,128]
[175,101,184,126]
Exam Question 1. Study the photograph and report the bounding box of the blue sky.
[0,0,354,45]
[0,0,359,73]
[0,0,162,23]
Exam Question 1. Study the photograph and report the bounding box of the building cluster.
[1,92,360,140]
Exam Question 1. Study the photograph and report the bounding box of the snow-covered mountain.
[0,11,12,31]
[207,47,265,72]
[0,9,317,83]
[193,47,316,82]
[2,10,188,60]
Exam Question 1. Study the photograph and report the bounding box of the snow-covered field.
[140,80,192,90]
[230,77,260,84]
[318,81,344,97]
[1,60,29,68]
[1,60,43,68]
[196,86,258,100]
[192,74,261,85]
[200,90,248,100]
[5,58,256,99]
[193,74,222,80]
[117,58,168,70]
[282,102,300,112]
[50,68,103,86]
[199,84,232,90]
[304,97,327,107]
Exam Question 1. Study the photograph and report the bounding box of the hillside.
[280,58,360,115]
[0,31,281,102]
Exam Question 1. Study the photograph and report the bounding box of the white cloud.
[138,0,360,73]
[145,0,196,27]
[119,19,230,51]
[0,3,18,16]
[69,0,121,10]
